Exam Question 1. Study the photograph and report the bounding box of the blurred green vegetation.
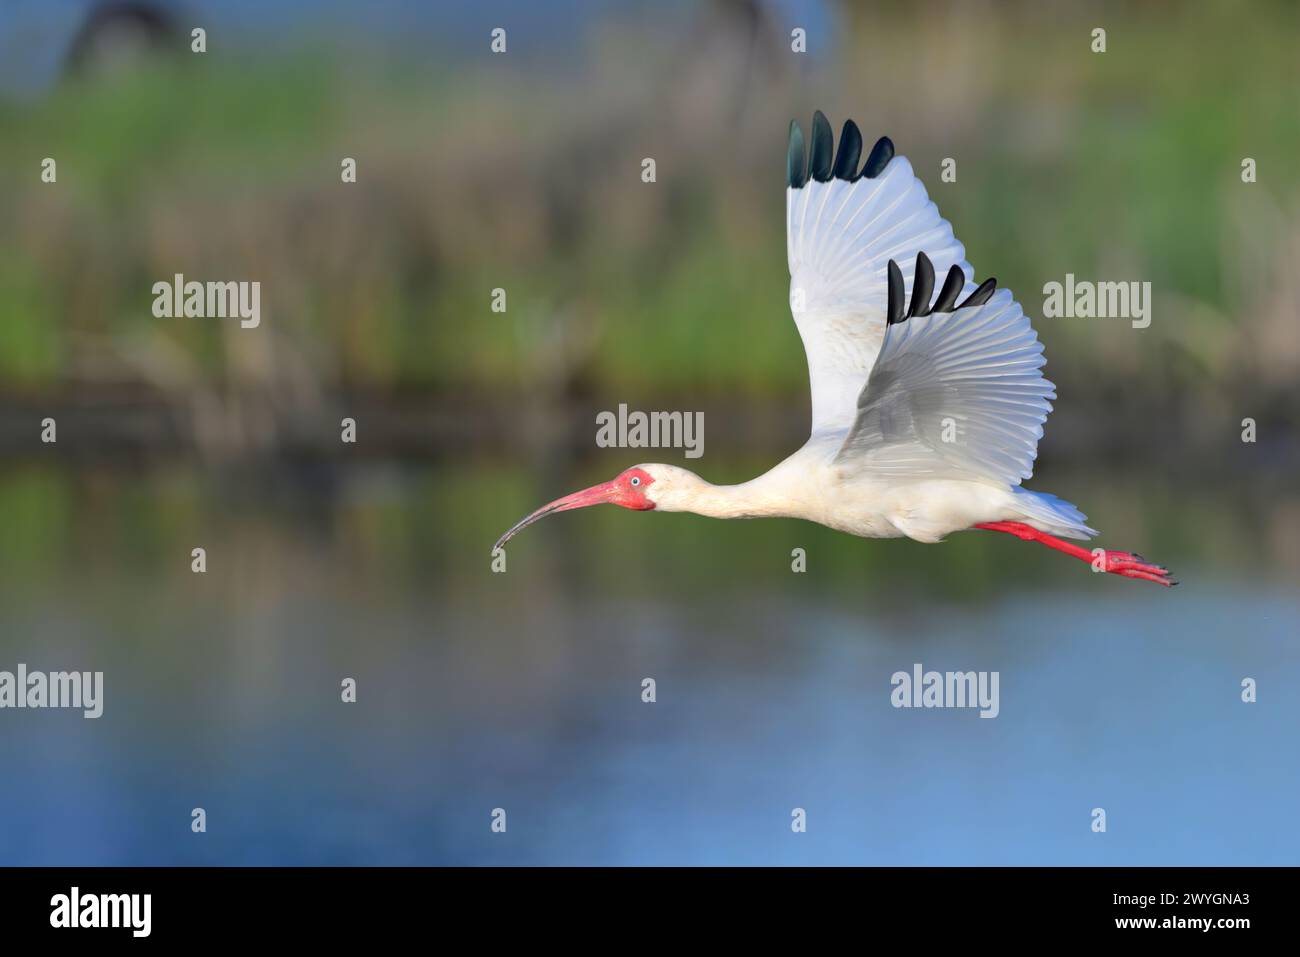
[0,1,1295,410]
[0,2,1297,587]
[3,458,1297,605]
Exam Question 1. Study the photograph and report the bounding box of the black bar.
[0,866,1277,942]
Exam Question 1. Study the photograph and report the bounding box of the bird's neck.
[667,473,795,520]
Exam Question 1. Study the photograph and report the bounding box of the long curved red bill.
[493,480,620,552]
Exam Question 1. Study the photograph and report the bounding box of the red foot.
[975,521,1177,587]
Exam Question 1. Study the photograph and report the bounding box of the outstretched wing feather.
[835,289,1055,486]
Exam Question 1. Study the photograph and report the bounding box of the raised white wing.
[786,112,981,438]
[836,285,1055,486]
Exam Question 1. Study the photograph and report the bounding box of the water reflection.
[0,461,1295,864]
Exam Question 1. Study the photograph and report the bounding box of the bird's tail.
[1011,488,1098,540]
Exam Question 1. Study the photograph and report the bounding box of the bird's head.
[493,463,706,551]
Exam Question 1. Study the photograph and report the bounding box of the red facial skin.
[605,467,657,510]
[494,468,655,551]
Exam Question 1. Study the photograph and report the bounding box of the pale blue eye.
[630,477,641,486]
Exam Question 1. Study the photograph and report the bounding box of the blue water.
[1,481,1294,865]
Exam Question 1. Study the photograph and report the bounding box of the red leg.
[974,521,1177,587]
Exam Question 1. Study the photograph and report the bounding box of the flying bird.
[496,112,1175,586]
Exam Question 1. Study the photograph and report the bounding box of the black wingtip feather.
[932,265,966,313]
[908,252,935,317]
[786,121,807,188]
[832,119,863,181]
[788,117,893,186]
[958,277,997,309]
[861,136,894,178]
[809,111,834,182]
[886,260,905,324]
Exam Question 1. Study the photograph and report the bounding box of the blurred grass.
[0,2,1297,584]
[0,1,1295,406]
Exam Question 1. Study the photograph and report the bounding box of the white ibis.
[496,112,1176,587]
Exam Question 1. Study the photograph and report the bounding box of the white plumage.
[765,117,1093,542]
[787,157,972,436]
[837,290,1054,486]
[496,112,1175,586]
